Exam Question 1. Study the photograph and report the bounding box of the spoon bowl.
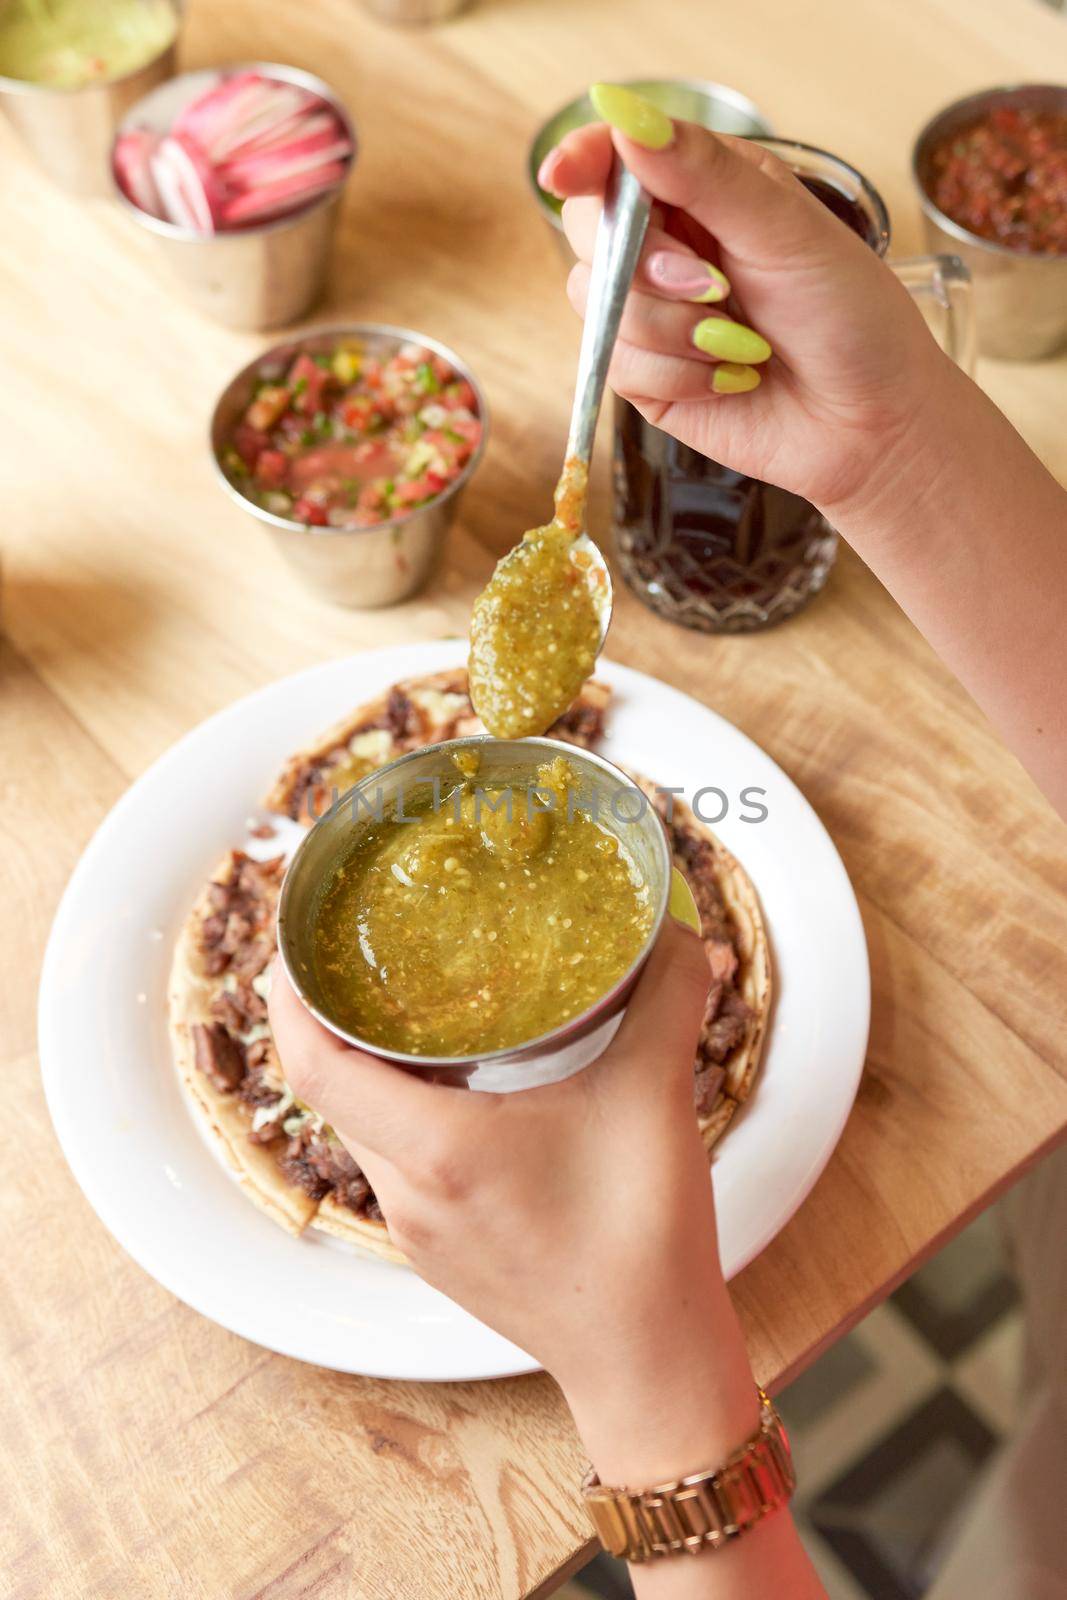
[573,530,614,649]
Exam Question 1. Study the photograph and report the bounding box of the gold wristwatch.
[581,1388,795,1563]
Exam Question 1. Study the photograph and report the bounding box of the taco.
[634,779,771,1151]
[265,666,611,823]
[168,671,769,1262]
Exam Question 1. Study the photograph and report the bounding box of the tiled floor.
[564,1206,1025,1600]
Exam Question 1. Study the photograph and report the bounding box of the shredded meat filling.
[194,850,382,1220]
[550,696,606,750]
[694,1065,726,1118]
[192,1022,245,1092]
[277,1128,376,1213]
[283,678,609,822]
[653,797,754,1106]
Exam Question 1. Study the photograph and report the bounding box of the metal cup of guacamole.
[0,0,180,194]
[278,737,672,1091]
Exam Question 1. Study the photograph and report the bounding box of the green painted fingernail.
[693,318,772,364]
[694,261,731,303]
[711,363,761,394]
[669,868,702,934]
[588,83,673,150]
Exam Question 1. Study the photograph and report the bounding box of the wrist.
[557,1282,760,1486]
[818,350,970,550]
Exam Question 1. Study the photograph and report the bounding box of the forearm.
[832,358,1067,816]
[559,1268,826,1600]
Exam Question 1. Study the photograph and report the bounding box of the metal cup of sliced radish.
[110,63,355,329]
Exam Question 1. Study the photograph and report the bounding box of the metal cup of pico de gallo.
[0,0,180,195]
[110,62,355,330]
[528,78,773,264]
[277,736,672,1093]
[209,322,488,608]
[912,84,1067,361]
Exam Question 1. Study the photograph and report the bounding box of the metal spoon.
[468,156,650,739]
[557,154,652,648]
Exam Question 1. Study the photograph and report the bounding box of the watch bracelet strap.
[581,1388,796,1562]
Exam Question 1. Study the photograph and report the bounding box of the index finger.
[596,915,710,1075]
[602,119,854,268]
[546,90,854,273]
[537,121,614,198]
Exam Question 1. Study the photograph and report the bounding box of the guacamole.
[0,0,176,88]
[313,758,653,1056]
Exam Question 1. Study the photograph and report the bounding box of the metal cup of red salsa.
[912,85,1067,359]
[210,324,487,608]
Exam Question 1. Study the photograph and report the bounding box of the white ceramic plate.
[39,641,869,1381]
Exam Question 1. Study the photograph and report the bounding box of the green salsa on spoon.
[469,459,608,739]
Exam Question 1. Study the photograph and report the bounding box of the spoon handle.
[564,156,652,466]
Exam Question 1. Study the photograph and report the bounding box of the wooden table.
[3,0,1067,1594]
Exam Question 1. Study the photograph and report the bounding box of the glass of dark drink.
[613,140,975,633]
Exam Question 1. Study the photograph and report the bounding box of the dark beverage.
[613,404,839,631]
[612,155,888,633]
[799,175,882,244]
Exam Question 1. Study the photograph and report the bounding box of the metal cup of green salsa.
[0,0,179,194]
[277,737,671,1091]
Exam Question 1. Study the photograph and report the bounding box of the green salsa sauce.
[469,460,604,739]
[0,0,176,88]
[313,758,653,1056]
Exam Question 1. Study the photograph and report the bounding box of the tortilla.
[265,667,612,823]
[168,858,318,1237]
[624,774,770,1151]
[311,1195,407,1261]
[682,807,770,1150]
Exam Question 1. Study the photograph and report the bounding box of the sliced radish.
[219,108,340,163]
[172,71,266,153]
[114,128,165,218]
[151,134,225,233]
[209,84,316,163]
[126,73,350,233]
[219,160,348,226]
[174,73,316,164]
[221,127,352,191]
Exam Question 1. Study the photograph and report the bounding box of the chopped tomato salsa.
[927,105,1067,254]
[221,340,482,527]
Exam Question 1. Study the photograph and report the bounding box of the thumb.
[266,958,454,1161]
[591,916,709,1085]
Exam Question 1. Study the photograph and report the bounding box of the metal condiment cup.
[111,62,355,330]
[209,322,488,608]
[0,0,180,195]
[277,736,672,1091]
[912,84,1067,361]
[529,78,773,261]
